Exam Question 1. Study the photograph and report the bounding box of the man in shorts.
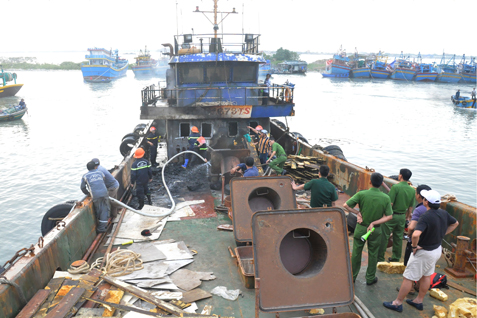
[383,189,459,313]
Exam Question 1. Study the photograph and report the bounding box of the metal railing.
[173,33,261,55]
[141,83,294,107]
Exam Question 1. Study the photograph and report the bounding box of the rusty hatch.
[230,176,297,243]
[252,208,354,312]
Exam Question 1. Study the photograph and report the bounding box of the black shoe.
[383,301,403,312]
[388,257,399,262]
[366,277,378,285]
[405,299,423,311]
[281,169,287,175]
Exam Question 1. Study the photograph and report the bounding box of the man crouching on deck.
[383,189,458,313]
[343,172,393,286]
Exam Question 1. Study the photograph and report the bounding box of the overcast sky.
[2,0,475,57]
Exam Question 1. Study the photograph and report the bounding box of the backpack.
[429,273,448,289]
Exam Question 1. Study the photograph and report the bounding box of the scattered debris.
[170,269,216,291]
[217,224,233,231]
[284,155,325,183]
[430,288,448,301]
[201,305,213,315]
[433,304,447,318]
[154,241,194,260]
[210,286,242,301]
[181,288,213,303]
[377,262,406,274]
[449,297,477,317]
[309,308,325,315]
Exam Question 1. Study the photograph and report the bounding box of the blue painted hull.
[322,73,349,78]
[415,73,437,82]
[390,69,416,80]
[329,64,350,75]
[437,72,462,83]
[351,68,370,78]
[132,66,157,76]
[250,104,294,118]
[81,65,128,81]
[370,69,390,79]
[461,73,476,83]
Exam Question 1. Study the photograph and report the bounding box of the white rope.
[92,248,144,277]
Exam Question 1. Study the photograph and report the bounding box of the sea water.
[0,67,475,264]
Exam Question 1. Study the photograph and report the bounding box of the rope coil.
[92,249,144,277]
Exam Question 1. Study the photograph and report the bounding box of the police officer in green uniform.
[378,168,416,262]
[343,172,393,285]
[266,136,287,175]
[291,165,338,207]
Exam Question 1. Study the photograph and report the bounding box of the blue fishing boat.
[81,48,128,82]
[459,55,476,83]
[259,59,272,78]
[436,53,462,83]
[131,46,159,77]
[451,94,476,109]
[0,104,27,122]
[349,49,371,78]
[414,52,437,82]
[390,52,416,81]
[322,46,350,78]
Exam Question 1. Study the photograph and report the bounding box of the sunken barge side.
[270,121,477,243]
[0,147,138,317]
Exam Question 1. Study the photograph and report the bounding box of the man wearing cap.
[146,126,160,167]
[182,126,200,169]
[266,136,287,175]
[455,89,460,100]
[343,172,393,286]
[91,158,120,218]
[230,157,259,177]
[81,161,110,233]
[378,168,416,263]
[291,165,338,208]
[248,125,271,169]
[383,189,458,313]
[131,148,153,210]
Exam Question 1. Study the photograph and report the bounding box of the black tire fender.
[41,202,75,236]
[462,101,467,106]
[120,136,137,157]
[122,133,139,142]
[323,145,347,161]
[133,123,147,136]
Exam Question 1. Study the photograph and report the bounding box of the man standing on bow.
[81,161,110,233]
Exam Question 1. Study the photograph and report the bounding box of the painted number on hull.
[210,106,252,118]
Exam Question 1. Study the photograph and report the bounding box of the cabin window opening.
[179,64,204,84]
[233,63,257,82]
[228,122,238,137]
[249,121,259,135]
[205,63,231,83]
[180,123,190,137]
[201,123,212,138]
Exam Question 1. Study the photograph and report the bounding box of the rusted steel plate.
[44,287,85,318]
[102,290,124,317]
[231,176,297,243]
[33,277,65,318]
[15,289,50,318]
[252,208,353,312]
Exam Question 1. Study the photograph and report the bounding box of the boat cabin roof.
[170,53,266,64]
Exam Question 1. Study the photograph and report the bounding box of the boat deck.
[152,189,476,317]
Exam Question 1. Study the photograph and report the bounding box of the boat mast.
[194,0,237,38]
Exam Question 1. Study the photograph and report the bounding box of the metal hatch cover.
[252,208,354,312]
[231,176,297,243]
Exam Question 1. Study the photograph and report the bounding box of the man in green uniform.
[343,172,393,285]
[378,168,416,262]
[291,165,338,207]
[266,136,287,175]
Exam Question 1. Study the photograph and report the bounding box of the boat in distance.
[131,46,160,77]
[81,48,128,83]
[0,66,23,98]
[0,104,27,121]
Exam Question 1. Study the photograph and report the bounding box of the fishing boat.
[0,66,23,98]
[451,94,476,109]
[414,52,438,82]
[131,46,159,77]
[459,55,476,83]
[390,52,416,81]
[0,104,27,121]
[1,3,476,318]
[436,53,462,83]
[258,59,273,78]
[81,48,128,83]
[322,46,351,78]
[154,54,170,77]
[349,49,371,78]
[275,61,307,74]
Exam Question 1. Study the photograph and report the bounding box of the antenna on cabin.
[176,0,179,36]
[242,3,244,35]
[194,0,237,39]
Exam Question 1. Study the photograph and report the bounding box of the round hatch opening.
[248,187,281,212]
[279,228,328,277]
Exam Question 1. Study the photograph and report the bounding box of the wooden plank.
[33,277,65,318]
[82,281,111,308]
[291,161,297,170]
[16,289,50,318]
[44,288,85,318]
[447,281,477,296]
[101,275,186,316]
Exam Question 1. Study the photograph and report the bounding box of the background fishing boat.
[0,66,23,98]
[81,48,128,83]
[459,55,476,83]
[349,50,372,78]
[436,53,462,83]
[0,104,27,121]
[414,52,438,81]
[390,52,416,81]
[131,46,159,77]
[275,60,307,74]
[322,46,351,78]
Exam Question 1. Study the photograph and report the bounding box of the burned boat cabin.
[140,33,296,159]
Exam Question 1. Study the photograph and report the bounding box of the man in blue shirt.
[81,161,110,233]
[91,158,120,217]
[18,99,26,109]
[230,157,259,177]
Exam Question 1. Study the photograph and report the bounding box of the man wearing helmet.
[131,148,153,210]
[182,126,201,169]
[146,126,160,167]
